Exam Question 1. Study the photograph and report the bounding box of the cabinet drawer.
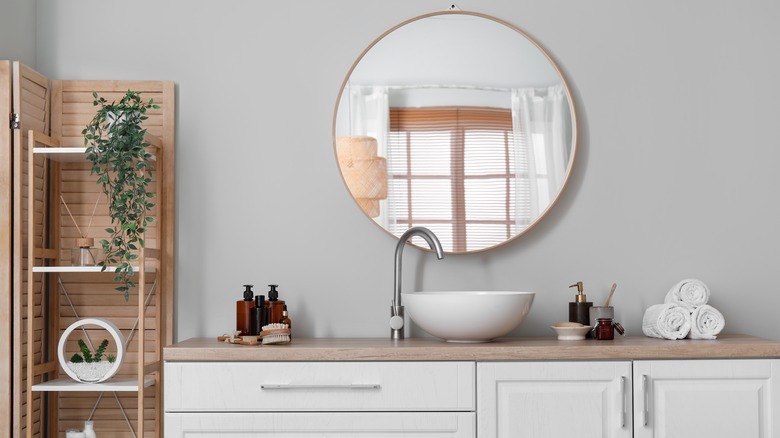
[165,361,474,412]
[165,412,475,437]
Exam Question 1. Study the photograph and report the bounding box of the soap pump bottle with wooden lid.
[568,281,593,329]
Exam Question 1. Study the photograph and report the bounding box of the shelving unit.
[23,80,174,438]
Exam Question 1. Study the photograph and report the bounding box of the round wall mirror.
[333,11,577,253]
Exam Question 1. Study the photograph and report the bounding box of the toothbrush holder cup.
[589,306,614,329]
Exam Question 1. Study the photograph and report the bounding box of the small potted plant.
[83,90,159,299]
[67,339,117,383]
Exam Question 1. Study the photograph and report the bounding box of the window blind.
[387,107,518,253]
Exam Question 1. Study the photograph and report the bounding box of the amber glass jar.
[596,318,614,340]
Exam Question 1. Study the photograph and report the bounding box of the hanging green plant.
[83,90,159,300]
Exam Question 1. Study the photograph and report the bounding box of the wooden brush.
[260,323,291,345]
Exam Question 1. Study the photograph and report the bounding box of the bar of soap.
[553,321,584,328]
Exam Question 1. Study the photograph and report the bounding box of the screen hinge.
[10,113,20,129]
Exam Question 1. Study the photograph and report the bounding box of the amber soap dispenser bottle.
[568,281,593,328]
[236,284,256,336]
[267,284,285,325]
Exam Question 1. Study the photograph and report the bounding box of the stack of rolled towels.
[642,279,725,340]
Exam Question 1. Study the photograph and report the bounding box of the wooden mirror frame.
[333,10,578,253]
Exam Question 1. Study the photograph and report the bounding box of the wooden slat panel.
[49,80,172,437]
[58,80,166,93]
[13,61,50,438]
[0,59,13,438]
[61,102,164,117]
[62,90,165,103]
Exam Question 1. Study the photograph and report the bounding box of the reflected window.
[387,107,525,252]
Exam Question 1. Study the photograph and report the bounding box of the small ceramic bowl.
[550,325,592,341]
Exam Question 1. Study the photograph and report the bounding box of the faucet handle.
[389,315,404,330]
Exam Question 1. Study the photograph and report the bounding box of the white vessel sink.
[402,291,535,342]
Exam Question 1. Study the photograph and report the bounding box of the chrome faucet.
[390,226,444,340]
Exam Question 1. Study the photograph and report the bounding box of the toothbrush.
[604,283,617,307]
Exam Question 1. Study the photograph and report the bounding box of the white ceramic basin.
[402,291,535,342]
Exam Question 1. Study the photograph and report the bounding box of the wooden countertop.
[164,334,780,361]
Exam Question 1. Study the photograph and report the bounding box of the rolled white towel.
[642,303,691,340]
[687,305,725,340]
[664,279,710,312]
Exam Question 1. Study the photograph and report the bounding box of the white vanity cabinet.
[477,361,633,438]
[634,359,780,438]
[164,337,780,438]
[164,361,475,437]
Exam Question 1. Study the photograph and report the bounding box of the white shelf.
[33,146,156,162]
[33,147,90,162]
[32,376,155,392]
[32,265,156,273]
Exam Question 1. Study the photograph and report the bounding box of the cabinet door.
[478,361,632,438]
[634,359,780,438]
[165,412,475,438]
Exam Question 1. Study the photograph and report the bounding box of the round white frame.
[58,318,125,383]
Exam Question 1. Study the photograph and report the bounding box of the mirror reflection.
[334,12,576,253]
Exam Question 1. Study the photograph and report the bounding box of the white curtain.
[348,85,389,156]
[511,85,569,226]
[348,85,391,225]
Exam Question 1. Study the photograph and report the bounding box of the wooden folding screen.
[2,62,174,437]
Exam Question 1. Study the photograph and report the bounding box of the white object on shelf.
[32,376,155,392]
[84,421,97,438]
[58,318,125,383]
[550,325,592,340]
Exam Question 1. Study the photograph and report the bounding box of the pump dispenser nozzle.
[569,282,587,303]
[243,285,254,301]
[268,284,279,301]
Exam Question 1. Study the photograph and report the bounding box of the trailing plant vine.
[83,90,159,299]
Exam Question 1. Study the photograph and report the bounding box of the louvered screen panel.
[0,60,12,438]
[12,62,50,438]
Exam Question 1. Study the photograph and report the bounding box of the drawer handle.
[261,384,381,390]
[643,374,650,426]
[620,376,626,428]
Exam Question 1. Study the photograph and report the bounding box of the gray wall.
[0,0,36,68]
[31,0,780,341]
